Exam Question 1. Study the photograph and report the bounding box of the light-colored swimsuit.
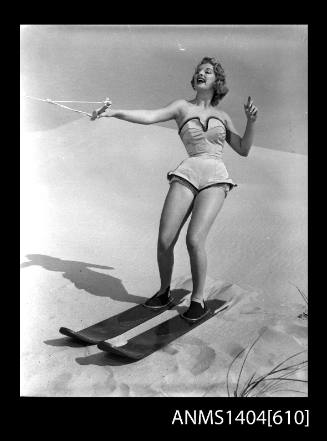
[167,116,237,197]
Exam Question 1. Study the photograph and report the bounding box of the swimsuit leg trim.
[168,174,198,196]
[198,183,232,198]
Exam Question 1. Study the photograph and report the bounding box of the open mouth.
[197,77,206,84]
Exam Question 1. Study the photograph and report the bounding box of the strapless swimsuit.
[167,116,237,197]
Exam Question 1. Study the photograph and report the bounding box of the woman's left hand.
[244,96,258,122]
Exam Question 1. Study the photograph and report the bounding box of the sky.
[21,25,307,154]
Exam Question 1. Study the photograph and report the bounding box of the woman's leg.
[157,181,195,293]
[186,185,226,305]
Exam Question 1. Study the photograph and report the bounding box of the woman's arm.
[223,97,258,157]
[97,99,185,125]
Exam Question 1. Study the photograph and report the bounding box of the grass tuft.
[289,283,308,319]
[226,331,308,397]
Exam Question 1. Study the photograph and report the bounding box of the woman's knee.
[157,233,177,254]
[186,232,206,251]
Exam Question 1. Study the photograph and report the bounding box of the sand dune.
[20,117,307,396]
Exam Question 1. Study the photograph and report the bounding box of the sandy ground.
[20,118,308,397]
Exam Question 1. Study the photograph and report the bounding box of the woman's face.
[193,63,216,91]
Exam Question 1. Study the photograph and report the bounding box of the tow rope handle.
[90,97,112,120]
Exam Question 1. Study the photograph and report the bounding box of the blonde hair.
[191,57,229,106]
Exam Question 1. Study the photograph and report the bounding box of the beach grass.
[226,331,308,397]
[291,284,308,319]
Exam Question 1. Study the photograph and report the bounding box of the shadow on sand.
[76,351,136,366]
[20,254,147,304]
[44,337,92,348]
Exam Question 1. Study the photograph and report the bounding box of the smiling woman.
[94,55,258,321]
[190,57,229,106]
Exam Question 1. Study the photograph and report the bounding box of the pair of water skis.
[59,285,237,362]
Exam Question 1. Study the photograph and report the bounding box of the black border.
[17,21,317,434]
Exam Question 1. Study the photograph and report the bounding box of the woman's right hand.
[97,107,115,119]
[90,98,113,120]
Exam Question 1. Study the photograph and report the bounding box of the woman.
[94,57,258,321]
